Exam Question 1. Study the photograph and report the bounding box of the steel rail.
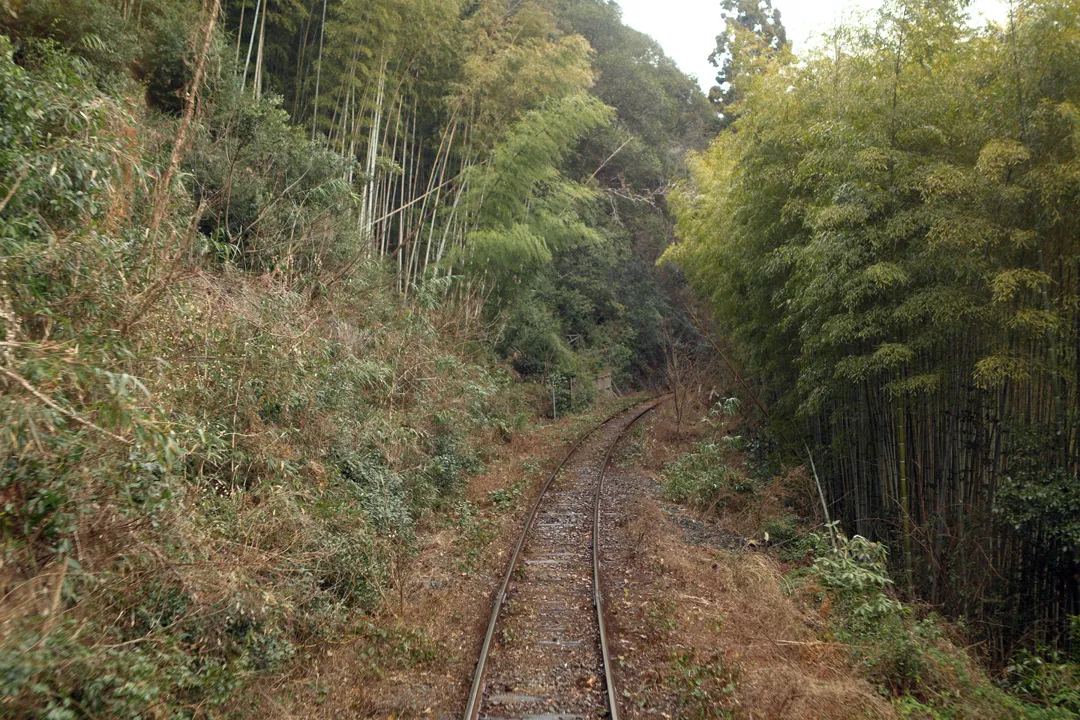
[592,396,667,720]
[462,401,637,720]
[461,397,665,720]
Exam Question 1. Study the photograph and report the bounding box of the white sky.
[615,0,1011,92]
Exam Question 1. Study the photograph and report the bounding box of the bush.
[184,86,357,275]
[335,452,414,539]
[1,622,238,720]
[807,534,935,694]
[2,0,139,78]
[138,2,200,114]
[424,428,483,498]
[496,294,576,376]
[1006,649,1080,714]
[811,533,903,621]
[551,370,595,415]
[0,34,129,251]
[662,439,751,511]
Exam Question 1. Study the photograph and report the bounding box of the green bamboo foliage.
[459,93,614,292]
[219,0,614,295]
[667,0,1080,655]
[163,0,713,384]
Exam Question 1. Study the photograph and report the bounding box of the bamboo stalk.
[310,0,328,141]
[240,0,261,91]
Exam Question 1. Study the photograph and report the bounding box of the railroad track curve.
[463,396,667,720]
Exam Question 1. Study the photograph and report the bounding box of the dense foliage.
[667,0,1080,661]
[205,0,718,383]
[0,0,713,716]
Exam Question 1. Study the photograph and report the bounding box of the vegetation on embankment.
[666,0,1080,666]
[241,399,634,717]
[646,392,1079,719]
[0,0,712,716]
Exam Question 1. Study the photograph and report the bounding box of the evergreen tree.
[708,0,788,115]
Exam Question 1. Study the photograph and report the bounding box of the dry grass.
[717,467,821,540]
[641,395,710,471]
[614,408,897,720]
[241,399,628,718]
[652,523,895,719]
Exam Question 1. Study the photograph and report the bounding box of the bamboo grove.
[222,0,589,289]
[667,0,1080,656]
[208,0,717,371]
[8,0,717,381]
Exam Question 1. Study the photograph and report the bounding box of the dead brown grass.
[641,396,710,472]
[654,526,894,719]
[617,409,898,720]
[717,468,821,541]
[241,399,628,718]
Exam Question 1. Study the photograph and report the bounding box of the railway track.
[463,397,666,720]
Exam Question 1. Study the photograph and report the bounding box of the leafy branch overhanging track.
[463,397,667,720]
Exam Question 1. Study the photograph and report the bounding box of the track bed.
[465,400,664,720]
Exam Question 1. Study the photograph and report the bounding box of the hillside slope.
[0,0,717,716]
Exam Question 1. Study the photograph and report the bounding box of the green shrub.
[551,370,595,414]
[0,612,242,719]
[496,294,576,376]
[662,439,749,511]
[811,533,903,621]
[1006,649,1080,714]
[335,452,414,539]
[0,34,130,255]
[807,534,931,693]
[3,0,139,78]
[138,2,200,114]
[185,87,357,275]
[762,515,800,545]
[0,7,624,719]
[424,429,483,498]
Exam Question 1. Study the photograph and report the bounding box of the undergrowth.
[796,533,1078,719]
[0,29,559,719]
[665,649,738,719]
[659,397,1080,719]
[661,397,755,512]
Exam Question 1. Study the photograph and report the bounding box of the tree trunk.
[899,399,915,600]
[254,0,266,99]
